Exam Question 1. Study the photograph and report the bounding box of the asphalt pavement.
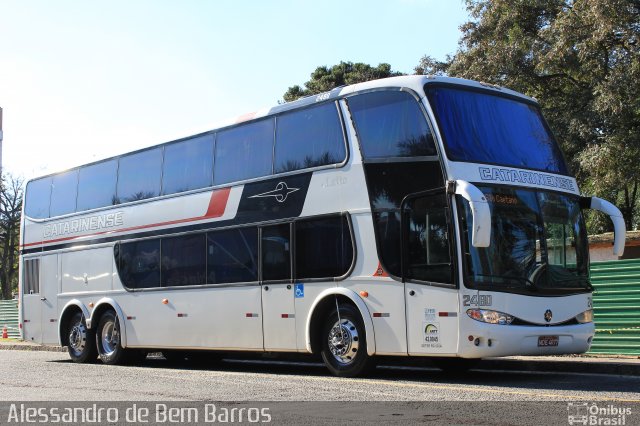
[2,338,639,376]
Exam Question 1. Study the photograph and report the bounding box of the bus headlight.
[575,309,594,324]
[466,309,514,325]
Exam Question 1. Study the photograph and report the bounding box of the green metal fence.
[590,259,640,356]
[0,299,20,339]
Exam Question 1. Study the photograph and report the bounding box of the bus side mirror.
[581,196,626,257]
[450,180,491,248]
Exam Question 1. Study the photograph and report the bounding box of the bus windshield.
[426,86,569,175]
[458,186,590,293]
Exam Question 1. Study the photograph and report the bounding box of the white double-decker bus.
[19,76,626,377]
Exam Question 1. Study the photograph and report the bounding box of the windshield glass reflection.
[458,186,589,293]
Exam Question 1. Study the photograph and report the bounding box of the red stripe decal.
[204,187,231,218]
[22,188,232,248]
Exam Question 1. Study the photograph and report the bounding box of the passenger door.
[261,224,297,351]
[39,254,59,344]
[21,257,42,343]
[21,255,59,345]
[402,191,459,355]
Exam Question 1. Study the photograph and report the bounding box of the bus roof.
[25,75,536,184]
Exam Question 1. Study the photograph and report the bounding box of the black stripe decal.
[22,174,312,255]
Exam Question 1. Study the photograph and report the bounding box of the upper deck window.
[274,102,346,173]
[162,135,214,195]
[426,86,569,175]
[116,147,162,203]
[77,159,117,211]
[348,91,437,160]
[214,118,274,185]
[25,177,52,219]
[49,169,78,217]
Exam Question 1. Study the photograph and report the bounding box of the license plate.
[538,335,559,347]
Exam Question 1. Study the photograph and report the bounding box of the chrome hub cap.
[69,322,86,355]
[328,319,359,365]
[101,320,120,356]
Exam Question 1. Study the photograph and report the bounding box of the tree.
[0,173,23,299]
[283,61,404,102]
[441,0,640,231]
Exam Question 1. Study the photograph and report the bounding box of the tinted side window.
[207,228,258,284]
[77,159,117,211]
[161,234,206,286]
[274,103,346,173]
[49,169,78,217]
[25,177,52,219]
[116,148,162,203]
[117,239,160,289]
[349,91,436,159]
[262,224,291,281]
[162,135,214,195]
[404,194,453,284]
[214,119,274,185]
[296,215,353,279]
[23,258,40,294]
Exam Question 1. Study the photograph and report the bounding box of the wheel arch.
[90,298,129,348]
[58,300,91,347]
[305,288,376,356]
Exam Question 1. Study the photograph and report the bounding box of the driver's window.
[404,193,453,284]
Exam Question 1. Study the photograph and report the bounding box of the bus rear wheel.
[67,312,96,363]
[96,310,145,365]
[320,304,375,377]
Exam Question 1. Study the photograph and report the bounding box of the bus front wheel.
[67,312,97,363]
[320,304,376,377]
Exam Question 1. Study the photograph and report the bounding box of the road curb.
[0,341,66,353]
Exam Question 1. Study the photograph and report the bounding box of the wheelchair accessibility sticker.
[294,283,304,298]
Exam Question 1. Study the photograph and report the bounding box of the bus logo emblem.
[250,182,300,203]
[544,309,553,323]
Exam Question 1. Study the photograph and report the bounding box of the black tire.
[431,357,480,374]
[96,310,141,365]
[66,312,97,363]
[320,304,376,377]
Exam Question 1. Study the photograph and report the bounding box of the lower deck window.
[162,234,206,286]
[117,240,160,288]
[115,213,354,289]
[23,259,40,294]
[208,228,259,284]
